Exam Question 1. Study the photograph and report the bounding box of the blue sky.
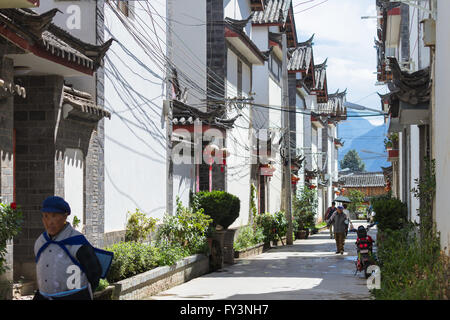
[293,0,390,126]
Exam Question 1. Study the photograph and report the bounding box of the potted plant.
[293,187,317,239]
[384,138,393,151]
[192,191,240,268]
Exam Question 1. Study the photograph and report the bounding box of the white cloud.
[294,0,386,126]
[366,117,386,126]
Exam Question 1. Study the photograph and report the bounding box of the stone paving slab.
[146,221,377,300]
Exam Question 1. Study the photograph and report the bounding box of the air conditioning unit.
[421,19,436,47]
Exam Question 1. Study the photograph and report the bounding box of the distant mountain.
[337,112,390,172]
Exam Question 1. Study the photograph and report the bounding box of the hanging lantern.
[260,164,276,176]
[203,143,219,165]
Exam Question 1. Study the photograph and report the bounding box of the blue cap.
[41,196,71,215]
[337,206,344,210]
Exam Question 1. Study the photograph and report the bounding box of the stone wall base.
[110,254,209,300]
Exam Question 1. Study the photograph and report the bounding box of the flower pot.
[297,230,307,239]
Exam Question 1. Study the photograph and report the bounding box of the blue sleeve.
[76,245,102,290]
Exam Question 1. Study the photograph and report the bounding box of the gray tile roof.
[317,89,347,116]
[288,34,314,72]
[313,58,327,90]
[339,172,386,187]
[0,8,112,71]
[42,31,94,69]
[63,86,111,121]
[252,0,292,25]
[0,78,26,98]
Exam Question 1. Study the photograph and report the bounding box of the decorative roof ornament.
[0,8,113,72]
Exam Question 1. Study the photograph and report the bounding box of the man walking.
[326,206,349,254]
[325,201,337,239]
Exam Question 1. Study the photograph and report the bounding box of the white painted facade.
[267,77,283,214]
[251,22,284,216]
[64,148,84,232]
[103,2,167,232]
[226,48,252,227]
[435,0,450,254]
[36,1,169,233]
[295,92,305,188]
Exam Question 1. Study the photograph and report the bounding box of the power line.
[295,0,329,14]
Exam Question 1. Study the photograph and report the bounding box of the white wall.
[409,3,431,71]
[268,77,282,213]
[435,0,450,254]
[64,148,84,232]
[103,2,168,231]
[296,93,305,187]
[409,125,420,224]
[226,49,251,227]
[33,1,96,95]
[224,0,252,36]
[170,0,207,108]
[35,1,170,233]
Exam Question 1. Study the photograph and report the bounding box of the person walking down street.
[325,201,337,239]
[33,196,102,300]
[326,206,349,254]
[343,204,350,238]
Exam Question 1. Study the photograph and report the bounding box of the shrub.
[157,198,212,255]
[0,203,23,275]
[273,211,288,239]
[233,225,265,251]
[192,191,240,229]
[256,213,277,243]
[125,209,158,242]
[255,211,288,243]
[347,189,365,216]
[72,215,81,229]
[372,197,408,231]
[293,187,317,230]
[154,240,190,266]
[96,279,110,292]
[374,226,449,300]
[105,241,158,283]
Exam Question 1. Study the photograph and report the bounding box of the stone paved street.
[145,221,377,300]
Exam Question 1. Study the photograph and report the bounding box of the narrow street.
[146,222,376,300]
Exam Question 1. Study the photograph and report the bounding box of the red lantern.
[10,202,17,210]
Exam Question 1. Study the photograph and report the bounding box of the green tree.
[339,149,365,172]
[347,189,365,216]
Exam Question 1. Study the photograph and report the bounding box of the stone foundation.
[109,254,209,300]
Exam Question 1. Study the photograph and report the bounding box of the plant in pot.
[384,138,393,151]
[255,212,276,247]
[192,191,240,230]
[192,191,240,269]
[293,187,317,239]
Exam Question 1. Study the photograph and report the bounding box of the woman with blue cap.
[33,196,103,300]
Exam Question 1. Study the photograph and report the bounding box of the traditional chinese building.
[0,7,111,285]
